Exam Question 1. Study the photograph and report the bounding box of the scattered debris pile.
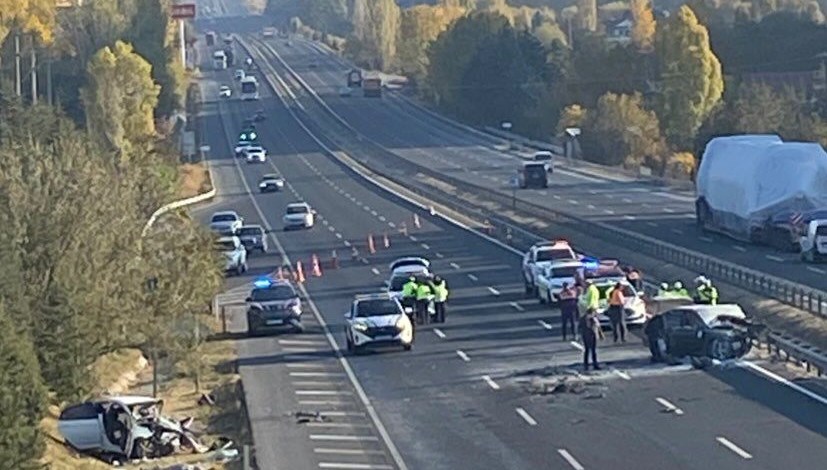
[294,410,328,424]
[524,368,608,399]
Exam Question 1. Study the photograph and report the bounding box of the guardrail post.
[221,306,228,334]
[243,444,251,470]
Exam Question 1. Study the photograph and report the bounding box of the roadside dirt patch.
[179,163,212,199]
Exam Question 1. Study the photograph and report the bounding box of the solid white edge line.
[739,361,827,406]
[450,262,461,269]
[468,274,479,281]
[433,328,446,339]
[569,341,585,351]
[456,350,470,362]
[515,407,538,426]
[216,89,409,470]
[482,375,501,390]
[655,397,684,415]
[716,436,753,459]
[557,449,585,470]
[487,286,501,296]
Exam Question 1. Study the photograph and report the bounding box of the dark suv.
[246,279,304,335]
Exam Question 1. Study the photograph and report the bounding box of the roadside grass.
[180,162,212,199]
[40,319,252,469]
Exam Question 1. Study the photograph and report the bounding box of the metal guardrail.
[243,37,827,378]
[249,36,827,321]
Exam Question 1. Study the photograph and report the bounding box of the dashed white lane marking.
[314,448,384,455]
[286,363,327,369]
[379,216,386,222]
[310,435,379,442]
[296,390,354,396]
[623,215,636,220]
[568,199,579,205]
[371,210,378,216]
[467,274,478,281]
[557,449,585,470]
[622,198,633,203]
[655,397,684,415]
[355,201,363,207]
[319,463,393,469]
[553,195,561,200]
[433,328,446,339]
[335,233,343,239]
[409,235,418,242]
[482,375,500,390]
[322,219,329,226]
[456,350,470,362]
[699,236,713,242]
[766,254,785,262]
[612,369,631,381]
[569,341,585,351]
[671,228,683,234]
[515,407,538,426]
[328,226,335,232]
[733,245,746,252]
[450,262,461,269]
[716,437,753,459]
[538,320,553,330]
[435,252,444,258]
[487,287,501,296]
[510,302,525,312]
[371,268,380,275]
[807,266,826,274]
[647,222,659,227]
[587,204,596,209]
[421,243,430,250]
[604,209,615,215]
[360,258,370,265]
[388,222,396,228]
[343,240,352,247]
[293,381,347,387]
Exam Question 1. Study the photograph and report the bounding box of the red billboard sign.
[171,3,196,19]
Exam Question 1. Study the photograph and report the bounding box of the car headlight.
[353,323,368,332]
[259,182,267,187]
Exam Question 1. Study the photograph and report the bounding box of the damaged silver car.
[643,304,767,362]
[58,395,208,462]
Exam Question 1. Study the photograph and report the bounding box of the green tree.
[582,92,666,169]
[348,0,401,69]
[82,41,160,154]
[575,0,597,31]
[427,12,510,113]
[0,303,46,469]
[304,0,350,35]
[655,5,723,148]
[730,82,794,133]
[397,4,466,80]
[0,0,56,45]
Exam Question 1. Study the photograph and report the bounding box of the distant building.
[605,17,633,45]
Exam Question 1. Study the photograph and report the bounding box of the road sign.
[171,3,196,19]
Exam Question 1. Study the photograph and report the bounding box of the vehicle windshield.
[216,240,236,251]
[287,206,309,215]
[238,227,262,236]
[355,299,400,317]
[391,259,426,270]
[212,214,237,222]
[551,266,579,278]
[251,285,296,301]
[536,248,573,262]
[241,81,257,93]
[816,225,827,236]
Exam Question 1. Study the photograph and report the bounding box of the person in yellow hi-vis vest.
[431,276,449,323]
[415,279,432,325]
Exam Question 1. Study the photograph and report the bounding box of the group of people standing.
[401,275,449,325]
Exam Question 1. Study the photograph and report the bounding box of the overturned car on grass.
[642,303,767,363]
[58,396,208,462]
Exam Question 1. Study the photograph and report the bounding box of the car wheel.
[346,335,354,353]
[708,338,731,360]
[132,438,157,459]
[524,282,533,295]
[293,322,305,334]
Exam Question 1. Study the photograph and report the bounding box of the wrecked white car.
[58,395,207,461]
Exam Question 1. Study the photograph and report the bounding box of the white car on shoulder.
[283,202,315,230]
[579,276,647,327]
[345,293,413,353]
[209,210,243,234]
[522,240,577,295]
[535,259,583,304]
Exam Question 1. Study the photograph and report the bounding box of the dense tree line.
[0,3,222,466]
[273,0,827,177]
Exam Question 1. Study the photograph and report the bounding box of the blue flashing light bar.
[253,276,273,289]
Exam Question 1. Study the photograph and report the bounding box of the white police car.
[246,277,304,335]
[345,293,413,353]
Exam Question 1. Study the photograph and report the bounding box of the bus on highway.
[213,50,227,70]
[240,76,260,101]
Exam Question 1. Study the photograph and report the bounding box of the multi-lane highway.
[192,4,827,469]
[260,36,827,293]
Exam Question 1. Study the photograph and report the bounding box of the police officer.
[672,281,690,297]
[696,279,719,305]
[578,309,604,371]
[626,268,643,291]
[657,282,671,297]
[558,282,578,341]
[431,275,449,323]
[415,277,432,325]
[401,276,417,320]
[583,278,600,316]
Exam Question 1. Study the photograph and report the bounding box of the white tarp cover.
[697,135,827,236]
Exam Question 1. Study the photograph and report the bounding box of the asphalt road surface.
[190,8,827,470]
[260,36,827,293]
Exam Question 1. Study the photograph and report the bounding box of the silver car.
[237,224,268,253]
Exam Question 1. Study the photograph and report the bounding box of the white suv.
[535,259,583,304]
[522,240,577,295]
[345,293,413,353]
[217,236,248,275]
[244,145,267,163]
[283,202,315,230]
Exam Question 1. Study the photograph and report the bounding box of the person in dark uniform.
[578,310,604,371]
[558,282,578,341]
[644,314,666,363]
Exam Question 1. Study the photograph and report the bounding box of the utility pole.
[179,19,187,68]
[30,36,38,105]
[14,33,21,96]
[46,53,53,106]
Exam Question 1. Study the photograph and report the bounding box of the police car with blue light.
[577,259,648,328]
[234,128,258,157]
[245,277,304,335]
[344,293,413,353]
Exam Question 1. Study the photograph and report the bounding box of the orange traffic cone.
[311,254,322,277]
[295,261,306,284]
[383,231,390,248]
[331,249,339,269]
[367,233,376,254]
[413,213,421,229]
